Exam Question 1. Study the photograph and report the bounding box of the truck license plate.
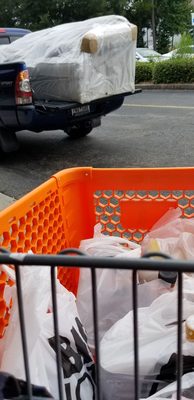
[71,105,90,116]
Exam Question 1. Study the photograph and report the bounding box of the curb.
[0,193,15,212]
[136,83,194,90]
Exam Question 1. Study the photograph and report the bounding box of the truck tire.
[65,122,93,139]
[0,129,19,153]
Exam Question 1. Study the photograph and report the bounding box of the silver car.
[136,47,162,62]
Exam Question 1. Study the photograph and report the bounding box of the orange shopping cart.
[0,166,194,400]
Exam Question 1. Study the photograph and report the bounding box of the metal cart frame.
[0,249,192,400]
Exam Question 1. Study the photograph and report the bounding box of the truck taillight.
[15,69,33,105]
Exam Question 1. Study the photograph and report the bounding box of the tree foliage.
[0,0,21,26]
[15,0,108,29]
[106,0,128,15]
[155,0,192,53]
[126,0,152,46]
[127,0,192,52]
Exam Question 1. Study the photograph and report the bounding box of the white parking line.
[124,104,194,110]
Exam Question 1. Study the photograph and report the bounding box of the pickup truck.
[0,61,138,152]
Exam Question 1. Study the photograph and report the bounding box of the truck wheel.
[65,122,93,139]
[0,129,19,153]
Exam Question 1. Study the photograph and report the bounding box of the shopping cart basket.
[1,166,194,399]
[0,251,192,400]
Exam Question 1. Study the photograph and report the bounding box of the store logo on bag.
[49,317,95,400]
[149,353,194,397]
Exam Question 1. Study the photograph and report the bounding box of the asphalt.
[0,192,15,211]
[0,83,194,212]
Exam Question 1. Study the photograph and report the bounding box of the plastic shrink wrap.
[0,15,137,103]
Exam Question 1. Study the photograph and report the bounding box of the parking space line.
[124,104,194,110]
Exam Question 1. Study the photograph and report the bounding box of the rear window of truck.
[0,29,31,45]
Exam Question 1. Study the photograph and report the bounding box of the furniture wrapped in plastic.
[0,15,137,103]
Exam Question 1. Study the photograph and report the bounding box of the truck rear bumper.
[0,90,140,132]
[16,93,125,132]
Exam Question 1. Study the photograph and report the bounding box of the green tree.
[0,0,131,30]
[16,0,108,30]
[155,0,192,53]
[126,0,192,53]
[176,32,193,56]
[0,0,21,26]
[0,0,129,30]
[52,0,108,24]
[126,0,152,47]
[106,0,128,15]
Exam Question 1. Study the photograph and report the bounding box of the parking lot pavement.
[1,89,194,200]
[0,192,15,211]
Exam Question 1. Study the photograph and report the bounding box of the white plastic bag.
[100,274,194,399]
[0,263,51,388]
[77,223,176,351]
[142,371,194,399]
[142,208,194,262]
[0,262,95,400]
[77,224,141,350]
[80,222,141,257]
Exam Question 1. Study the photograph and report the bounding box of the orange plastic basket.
[1,166,194,336]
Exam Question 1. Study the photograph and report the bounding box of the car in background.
[0,27,31,45]
[136,47,162,62]
[162,45,194,60]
